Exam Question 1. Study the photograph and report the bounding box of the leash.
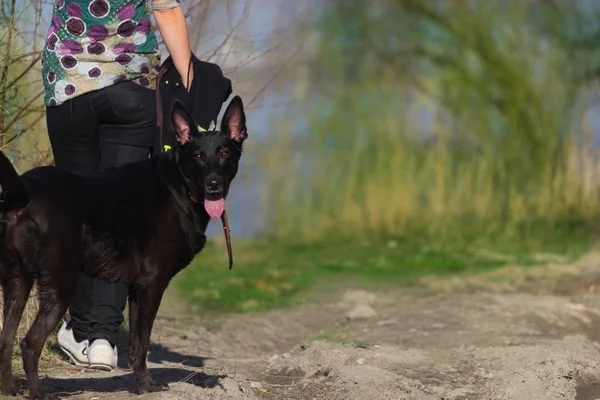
[189,192,233,270]
[155,62,168,151]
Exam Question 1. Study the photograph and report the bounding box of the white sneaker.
[57,321,89,367]
[87,339,118,371]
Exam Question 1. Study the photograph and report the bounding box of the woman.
[41,0,193,371]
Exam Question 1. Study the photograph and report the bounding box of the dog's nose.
[206,180,222,192]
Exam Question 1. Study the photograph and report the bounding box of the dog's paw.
[28,390,57,400]
[0,386,12,396]
[149,380,170,392]
[1,379,20,396]
[139,379,169,393]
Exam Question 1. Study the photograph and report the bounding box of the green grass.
[175,224,593,314]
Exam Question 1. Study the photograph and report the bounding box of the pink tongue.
[204,198,225,219]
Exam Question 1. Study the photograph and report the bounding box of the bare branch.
[1,54,42,96]
[8,51,41,66]
[1,89,44,135]
[0,0,17,146]
[246,36,308,108]
[205,2,250,63]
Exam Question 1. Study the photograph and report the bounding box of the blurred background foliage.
[262,0,600,244]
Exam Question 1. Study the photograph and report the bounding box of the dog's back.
[0,155,86,282]
[15,155,198,283]
[0,153,179,279]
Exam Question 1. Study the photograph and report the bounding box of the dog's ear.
[171,101,196,145]
[221,95,247,143]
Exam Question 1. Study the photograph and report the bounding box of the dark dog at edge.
[0,95,247,399]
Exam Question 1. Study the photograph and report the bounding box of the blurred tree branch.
[0,0,17,147]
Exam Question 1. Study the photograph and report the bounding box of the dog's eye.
[219,151,229,159]
[194,153,204,161]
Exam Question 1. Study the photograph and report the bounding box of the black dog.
[0,95,247,399]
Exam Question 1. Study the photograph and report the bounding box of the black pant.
[45,80,157,347]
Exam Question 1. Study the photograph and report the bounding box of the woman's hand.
[153,6,194,91]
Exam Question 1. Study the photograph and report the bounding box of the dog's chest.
[161,210,206,272]
[164,230,205,278]
[176,206,209,252]
[182,230,207,258]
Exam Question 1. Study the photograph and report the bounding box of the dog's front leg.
[0,275,33,396]
[127,282,169,394]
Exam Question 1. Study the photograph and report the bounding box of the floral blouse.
[41,0,180,107]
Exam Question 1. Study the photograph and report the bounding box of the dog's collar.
[188,192,201,204]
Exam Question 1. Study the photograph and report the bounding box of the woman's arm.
[152,3,194,90]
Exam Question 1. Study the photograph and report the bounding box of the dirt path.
[33,252,600,399]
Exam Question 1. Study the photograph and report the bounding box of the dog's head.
[170,95,247,219]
